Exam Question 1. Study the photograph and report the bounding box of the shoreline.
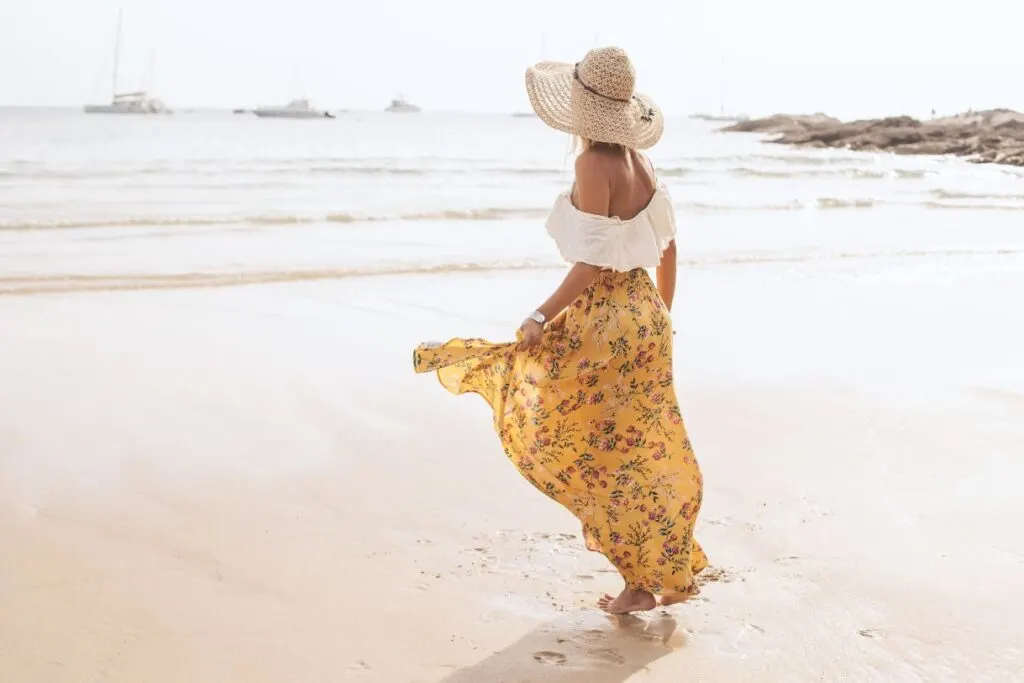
[721,109,1024,167]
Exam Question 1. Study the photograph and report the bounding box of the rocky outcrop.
[721,113,841,136]
[721,109,1024,167]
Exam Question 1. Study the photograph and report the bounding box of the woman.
[413,46,707,614]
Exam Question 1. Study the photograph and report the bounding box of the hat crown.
[523,46,664,149]
[577,47,635,101]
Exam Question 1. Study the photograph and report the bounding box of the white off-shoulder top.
[545,184,676,272]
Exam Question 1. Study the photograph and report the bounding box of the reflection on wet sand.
[440,610,683,683]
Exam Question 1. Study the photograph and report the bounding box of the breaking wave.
[0,163,569,180]
[931,189,1024,201]
[3,246,1021,297]
[0,207,552,232]
[728,167,930,180]
[684,197,877,211]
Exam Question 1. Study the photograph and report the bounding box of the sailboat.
[85,11,171,114]
[386,95,421,113]
[689,55,747,122]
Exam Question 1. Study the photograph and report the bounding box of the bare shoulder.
[636,151,657,182]
[639,152,656,174]
[574,149,613,184]
[574,149,618,195]
[573,150,612,215]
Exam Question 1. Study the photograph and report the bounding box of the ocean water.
[3,108,1024,295]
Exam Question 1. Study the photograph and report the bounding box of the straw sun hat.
[525,46,663,149]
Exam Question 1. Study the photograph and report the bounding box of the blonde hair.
[564,136,627,172]
[571,135,626,155]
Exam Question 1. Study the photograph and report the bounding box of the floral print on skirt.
[413,268,707,600]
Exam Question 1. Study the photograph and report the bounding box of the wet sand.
[2,261,1023,682]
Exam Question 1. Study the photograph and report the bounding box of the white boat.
[86,91,171,114]
[85,11,171,115]
[686,55,747,123]
[252,99,333,119]
[386,96,420,113]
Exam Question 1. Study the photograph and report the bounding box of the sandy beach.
[2,252,1023,681]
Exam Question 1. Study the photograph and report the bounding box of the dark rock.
[892,140,963,156]
[846,133,892,151]
[867,116,921,129]
[880,129,925,146]
[993,118,1024,135]
[720,109,1024,167]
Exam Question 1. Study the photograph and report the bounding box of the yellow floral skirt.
[413,268,707,600]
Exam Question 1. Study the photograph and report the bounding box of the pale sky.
[3,0,1023,118]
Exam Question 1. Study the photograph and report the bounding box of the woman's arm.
[533,262,604,322]
[519,153,609,349]
[656,239,677,312]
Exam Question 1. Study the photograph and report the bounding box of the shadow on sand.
[438,609,685,683]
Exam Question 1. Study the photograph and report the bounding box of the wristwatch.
[526,310,546,325]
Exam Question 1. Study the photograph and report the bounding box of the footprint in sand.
[533,651,567,666]
[697,567,742,585]
[588,647,626,665]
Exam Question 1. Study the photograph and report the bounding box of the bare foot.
[659,593,688,607]
[597,588,657,614]
[659,585,698,607]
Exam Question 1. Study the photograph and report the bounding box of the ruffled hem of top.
[545,185,676,272]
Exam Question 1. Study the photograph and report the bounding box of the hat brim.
[524,61,664,150]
